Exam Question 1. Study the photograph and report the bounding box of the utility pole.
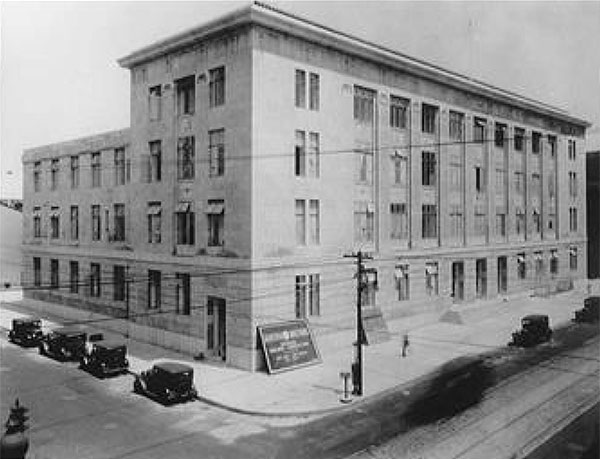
[345,250,375,396]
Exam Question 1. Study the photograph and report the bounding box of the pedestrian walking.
[402,333,410,357]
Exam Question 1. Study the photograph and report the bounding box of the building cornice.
[117,2,590,129]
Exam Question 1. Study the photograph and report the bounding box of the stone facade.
[22,3,589,371]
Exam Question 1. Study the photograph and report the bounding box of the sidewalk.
[0,282,596,417]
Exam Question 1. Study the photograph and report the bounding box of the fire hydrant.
[0,399,29,459]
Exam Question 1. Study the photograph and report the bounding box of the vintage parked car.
[38,327,87,361]
[574,296,600,323]
[133,362,197,405]
[508,314,552,347]
[8,317,43,346]
[80,340,129,378]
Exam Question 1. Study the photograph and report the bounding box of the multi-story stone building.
[22,2,589,370]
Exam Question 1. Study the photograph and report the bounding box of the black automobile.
[38,327,87,361]
[133,362,197,405]
[8,317,43,347]
[508,314,552,347]
[574,296,600,323]
[80,340,129,378]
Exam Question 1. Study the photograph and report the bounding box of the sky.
[1,0,599,199]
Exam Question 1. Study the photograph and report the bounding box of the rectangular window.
[533,209,541,234]
[90,263,101,297]
[33,207,41,238]
[207,199,225,247]
[295,69,306,108]
[568,140,577,160]
[147,202,162,243]
[449,206,463,239]
[569,172,578,197]
[393,154,408,187]
[91,152,101,188]
[474,166,484,193]
[473,118,486,143]
[113,204,125,242]
[496,213,506,236]
[517,254,526,280]
[356,148,373,184]
[50,207,60,239]
[175,273,191,315]
[295,199,306,245]
[354,202,374,243]
[516,210,526,235]
[550,250,558,275]
[295,274,320,319]
[149,140,162,182]
[33,257,41,287]
[70,156,79,189]
[534,252,544,278]
[570,247,578,271]
[91,205,101,241]
[514,171,525,195]
[149,85,162,121]
[496,168,506,192]
[422,151,437,187]
[569,207,578,232]
[177,136,195,180]
[514,128,524,151]
[209,66,225,108]
[70,206,79,240]
[309,73,320,111]
[425,262,439,296]
[474,209,487,237]
[148,270,161,309]
[390,203,408,240]
[422,204,437,239]
[548,135,556,157]
[209,129,225,177]
[390,96,409,129]
[51,159,59,190]
[33,162,41,192]
[421,103,437,134]
[495,123,506,147]
[295,130,306,177]
[361,278,376,308]
[308,132,320,178]
[50,259,59,289]
[354,86,375,123]
[532,132,541,154]
[113,265,126,302]
[395,265,410,301]
[449,162,462,190]
[476,259,487,299]
[309,199,320,245]
[114,148,126,186]
[70,261,79,294]
[532,173,541,196]
[449,111,464,141]
[176,75,195,115]
[175,202,195,245]
[548,213,556,231]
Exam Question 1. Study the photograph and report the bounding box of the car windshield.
[96,346,126,358]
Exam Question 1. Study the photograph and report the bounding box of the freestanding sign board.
[257,320,321,374]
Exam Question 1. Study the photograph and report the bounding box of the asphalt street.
[0,337,301,459]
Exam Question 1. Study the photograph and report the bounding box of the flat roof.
[118,2,589,128]
[23,128,130,163]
